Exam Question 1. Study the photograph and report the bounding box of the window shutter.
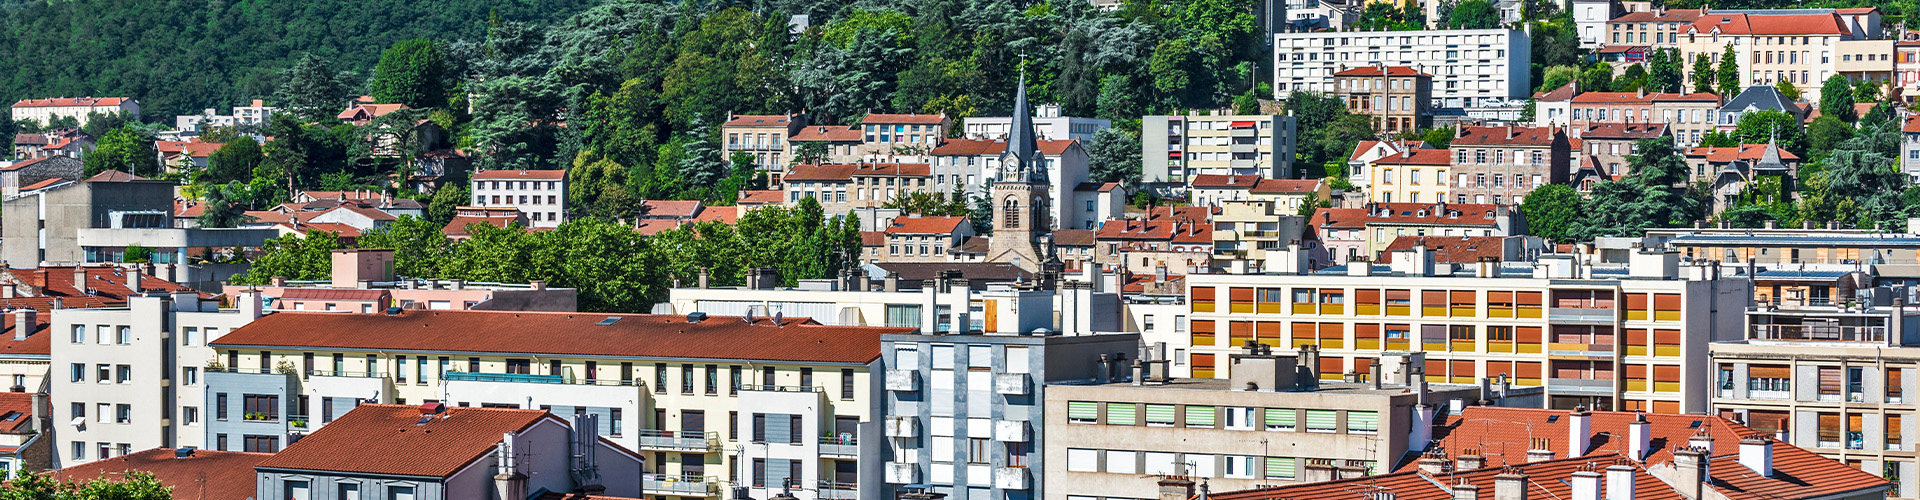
[1145,404,1177,425]
[1186,406,1217,428]
[1106,403,1137,425]
[1265,409,1296,429]
[1306,410,1338,430]
[789,415,803,444]
[1349,411,1379,432]
[1265,457,1296,479]
[1067,402,1099,421]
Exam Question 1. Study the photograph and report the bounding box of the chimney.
[237,291,264,320]
[1672,447,1709,500]
[1,283,13,299]
[1456,450,1486,471]
[1527,438,1555,462]
[697,268,709,289]
[1451,479,1480,500]
[271,275,288,287]
[1571,469,1602,500]
[1418,450,1451,474]
[72,267,87,294]
[11,309,35,341]
[1605,464,1636,500]
[125,268,140,294]
[1569,407,1593,456]
[1157,476,1196,500]
[1629,413,1652,461]
[1132,359,1145,386]
[1410,404,1436,452]
[493,432,528,500]
[1688,430,1714,455]
[1494,468,1529,500]
[1739,435,1773,478]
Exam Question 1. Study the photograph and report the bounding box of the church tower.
[986,74,1049,272]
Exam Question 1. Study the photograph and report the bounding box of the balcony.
[995,420,1031,442]
[885,417,919,438]
[821,434,858,458]
[740,384,822,394]
[1548,307,1616,324]
[1229,128,1259,138]
[818,481,858,499]
[995,373,1031,396]
[1750,324,1887,343]
[635,429,718,452]
[642,474,717,496]
[1546,378,1613,395]
[994,467,1031,490]
[886,370,920,392]
[306,370,387,379]
[885,462,919,484]
[442,371,646,387]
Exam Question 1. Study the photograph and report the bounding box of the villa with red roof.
[879,215,975,263]
[10,97,138,129]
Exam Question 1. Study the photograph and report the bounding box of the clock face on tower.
[999,153,1023,179]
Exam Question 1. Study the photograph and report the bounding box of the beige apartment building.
[1446,125,1572,205]
[1208,200,1319,274]
[1331,66,1432,134]
[1364,148,1451,204]
[1181,248,1750,413]
[1677,12,1886,104]
[10,98,139,129]
[782,163,933,216]
[723,113,807,185]
[1565,91,1720,146]
[1604,8,1706,48]
[1140,113,1300,193]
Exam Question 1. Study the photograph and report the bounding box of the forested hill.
[0,0,598,119]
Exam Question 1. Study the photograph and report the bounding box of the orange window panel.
[1449,360,1475,378]
[1517,327,1542,343]
[1515,362,1542,379]
[1425,359,1447,377]
[1652,329,1681,346]
[1626,329,1648,346]
[1653,294,1682,311]
[1320,356,1345,376]
[1256,322,1283,339]
[1292,323,1316,346]
[1626,293,1650,310]
[1653,365,1680,383]
[1193,320,1216,334]
[1449,290,1475,307]
[1626,364,1647,379]
[1193,287,1216,301]
[1355,324,1382,339]
[1229,287,1255,303]
[1517,291,1542,306]
[1385,290,1412,304]
[1357,289,1382,304]
[1421,290,1447,306]
[1318,323,1343,340]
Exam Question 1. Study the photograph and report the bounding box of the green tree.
[1538,65,1579,93]
[1819,74,1856,122]
[273,53,361,121]
[1575,139,1701,239]
[83,126,160,177]
[206,137,263,185]
[1519,183,1584,242]
[357,215,453,279]
[1852,79,1883,102]
[370,39,448,109]
[1579,64,1615,95]
[883,190,971,216]
[1647,48,1682,93]
[1148,38,1196,108]
[1716,44,1742,98]
[1689,52,1715,94]
[4,468,172,498]
[235,230,345,283]
[1731,110,1806,154]
[197,181,249,228]
[1419,127,1456,149]
[1775,79,1801,101]
[1806,115,1854,158]
[1445,0,1501,28]
[428,184,469,226]
[1615,64,1648,92]
[1089,127,1143,184]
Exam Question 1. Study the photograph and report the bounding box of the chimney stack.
[1418,450,1451,474]
[11,309,35,341]
[1629,413,1652,461]
[1494,467,1529,500]
[1456,449,1486,471]
[72,267,87,294]
[1673,447,1709,500]
[1605,465,1636,500]
[1526,438,1555,462]
[1451,479,1480,500]
[1688,429,1714,455]
[1571,468,1602,500]
[1739,435,1774,478]
[1569,406,1593,457]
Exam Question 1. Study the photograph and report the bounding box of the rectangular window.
[682,364,695,394]
[69,363,83,383]
[656,363,668,394]
[705,365,718,395]
[731,365,742,395]
[841,368,856,399]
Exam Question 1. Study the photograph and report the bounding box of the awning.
[1230,121,1257,127]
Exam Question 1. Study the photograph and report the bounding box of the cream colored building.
[1180,249,1750,414]
[1677,12,1887,105]
[10,98,139,129]
[1363,148,1451,204]
[1209,200,1322,274]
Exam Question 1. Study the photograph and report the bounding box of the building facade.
[10,98,139,129]
[962,105,1110,143]
[1140,113,1300,195]
[1331,66,1433,134]
[470,170,567,228]
[1446,125,1572,205]
[1272,29,1532,111]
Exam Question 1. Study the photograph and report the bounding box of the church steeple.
[999,73,1047,184]
[987,71,1049,272]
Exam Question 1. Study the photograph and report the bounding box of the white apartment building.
[961,105,1111,143]
[171,100,278,134]
[10,98,139,129]
[471,170,567,228]
[1139,113,1300,195]
[49,292,263,466]
[1272,29,1531,111]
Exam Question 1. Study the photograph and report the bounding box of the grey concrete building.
[2,171,173,268]
[203,368,302,453]
[880,279,1140,500]
[1140,113,1300,196]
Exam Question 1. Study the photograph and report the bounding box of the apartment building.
[1043,351,1502,499]
[666,268,1125,335]
[1604,8,1707,48]
[1140,113,1300,195]
[1906,115,1920,180]
[250,404,643,500]
[1309,203,1517,263]
[783,163,934,216]
[49,292,265,466]
[723,113,808,182]
[963,105,1110,143]
[1364,148,1451,204]
[1209,200,1322,274]
[1094,207,1217,274]
[878,283,1140,500]
[172,100,277,134]
[205,310,910,500]
[859,113,951,156]
[1677,12,1879,105]
[1331,66,1433,134]
[1271,29,1531,113]
[1182,249,1750,413]
[1571,0,1623,48]
[1447,125,1572,205]
[1577,123,1671,188]
[1563,91,1721,146]
[1711,286,1920,497]
[2,170,171,267]
[10,98,139,128]
[1646,226,1920,265]
[788,125,865,166]
[880,216,976,264]
[470,169,566,228]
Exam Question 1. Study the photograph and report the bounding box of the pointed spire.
[1008,71,1042,183]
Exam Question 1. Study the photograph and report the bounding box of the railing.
[739,384,822,393]
[642,474,717,496]
[287,415,310,429]
[822,434,859,457]
[1547,378,1613,394]
[1750,324,1887,343]
[1548,307,1616,322]
[636,429,718,452]
[207,367,287,375]
[307,370,386,378]
[442,371,647,388]
[818,480,859,499]
[243,413,280,422]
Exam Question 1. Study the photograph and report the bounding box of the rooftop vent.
[174,448,195,459]
[686,312,709,323]
[419,402,446,415]
[385,306,402,316]
[597,316,622,326]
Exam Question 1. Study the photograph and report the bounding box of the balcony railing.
[307,370,386,378]
[821,434,858,458]
[442,371,647,388]
[739,384,822,393]
[1750,324,1887,343]
[818,480,859,499]
[287,415,310,429]
[636,429,718,452]
[642,474,717,496]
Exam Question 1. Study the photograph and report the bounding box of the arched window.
[1003,197,1020,229]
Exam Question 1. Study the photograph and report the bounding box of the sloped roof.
[789,125,862,142]
[154,140,223,158]
[885,216,968,234]
[11,133,47,146]
[1683,144,1801,162]
[1356,203,1504,227]
[737,190,785,204]
[18,177,68,192]
[862,113,947,124]
[638,200,704,219]
[53,448,269,500]
[257,405,550,478]
[3,266,202,302]
[1380,236,1508,263]
[211,311,910,364]
[1453,126,1562,147]
[1189,174,1262,188]
[1533,81,1579,102]
[1570,92,1719,104]
[785,163,930,181]
[723,114,792,127]
[1685,12,1851,35]
[861,231,886,246]
[1251,179,1324,194]
[442,215,521,236]
[12,97,132,108]
[1313,207,1368,229]
[1053,229,1096,246]
[84,170,147,182]
[335,103,410,121]
[1213,453,1686,500]
[1370,148,1453,166]
[1905,115,1920,134]
[1609,7,1706,23]
[1720,85,1798,113]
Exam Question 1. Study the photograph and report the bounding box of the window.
[116,326,129,345]
[115,365,131,383]
[1066,448,1098,472]
[115,404,130,424]
[656,363,668,394]
[70,325,82,344]
[71,441,84,460]
[243,395,280,420]
[705,365,718,394]
[337,484,360,500]
[183,406,199,425]
[841,368,856,399]
[216,393,228,420]
[286,480,311,500]
[388,486,415,500]
[96,364,109,383]
[1067,401,1098,424]
[1225,407,1256,430]
[69,363,83,383]
[967,438,991,463]
[731,365,742,395]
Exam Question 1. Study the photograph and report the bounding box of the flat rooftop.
[1059,377,1482,397]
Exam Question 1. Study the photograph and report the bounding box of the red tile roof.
[784,163,930,181]
[789,125,862,142]
[154,140,223,158]
[2,266,202,303]
[335,103,410,121]
[0,157,55,172]
[257,405,550,478]
[633,219,683,236]
[691,206,739,225]
[12,97,132,108]
[862,113,948,124]
[722,114,793,127]
[1905,115,1920,134]
[885,216,968,234]
[1213,453,1686,500]
[928,139,1078,156]
[0,393,37,433]
[11,133,47,146]
[1346,140,1428,162]
[1581,123,1670,140]
[1250,179,1323,194]
[1380,236,1508,263]
[738,190,784,204]
[638,200,704,219]
[1452,126,1564,147]
[1189,174,1262,188]
[211,311,913,364]
[1369,148,1453,166]
[291,222,364,238]
[1705,436,1889,499]
[1331,65,1431,77]
[1570,91,1719,104]
[85,170,148,182]
[1533,81,1580,102]
[1356,203,1504,227]
[53,448,269,500]
[1053,229,1097,246]
[473,169,566,180]
[1685,13,1851,35]
[442,215,521,237]
[861,231,886,246]
[1312,208,1367,229]
[1683,144,1801,162]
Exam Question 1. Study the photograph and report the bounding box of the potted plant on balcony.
[290,419,307,428]
[275,360,298,375]
[205,360,226,371]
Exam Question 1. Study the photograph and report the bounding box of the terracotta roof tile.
[11,97,132,108]
[722,114,792,127]
[861,231,886,246]
[1609,7,1706,23]
[1250,179,1323,194]
[638,200,704,219]
[789,125,862,142]
[12,133,47,146]
[17,178,66,192]
[1312,208,1367,229]
[1353,203,1504,227]
[84,170,147,182]
[442,215,521,236]
[1189,174,1262,188]
[1684,144,1801,162]
[1380,236,1508,263]
[279,288,388,301]
[1685,12,1850,35]
[291,222,364,238]
[1453,126,1564,147]
[885,216,968,234]
[211,311,910,364]
[1214,453,1686,500]
[737,190,784,204]
[53,448,269,500]
[1370,148,1453,166]
[785,163,930,181]
[1906,115,1920,134]
[1053,229,1097,246]
[633,219,683,236]
[473,169,566,180]
[257,404,549,478]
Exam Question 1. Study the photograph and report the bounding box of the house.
[879,215,974,263]
[251,404,643,500]
[1188,174,1262,208]
[1071,182,1127,230]
[50,448,269,500]
[1344,139,1431,193]
[1093,206,1218,274]
[443,207,529,241]
[1691,142,1798,214]
[1576,122,1671,189]
[12,129,92,161]
[10,97,139,129]
[153,139,224,173]
[0,392,48,474]
[1903,115,1920,181]
[785,125,864,168]
[1364,147,1452,204]
[856,113,950,157]
[1447,126,1573,205]
[1677,13,1883,105]
[722,113,809,183]
[1717,85,1806,129]
[1564,90,1719,146]
[782,163,933,216]
[1331,65,1433,134]
[471,170,567,228]
[334,103,410,126]
[172,100,278,135]
[1311,207,1370,265]
[0,156,82,198]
